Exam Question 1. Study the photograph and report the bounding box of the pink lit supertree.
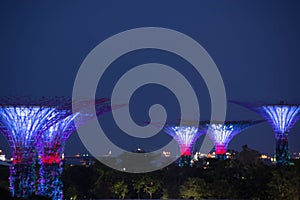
[0,97,73,198]
[164,122,206,167]
[206,120,263,160]
[37,98,120,200]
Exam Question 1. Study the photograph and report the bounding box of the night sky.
[0,1,300,157]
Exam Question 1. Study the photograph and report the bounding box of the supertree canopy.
[206,120,263,160]
[38,97,112,166]
[0,97,72,198]
[164,122,206,167]
[231,101,300,165]
[37,98,116,200]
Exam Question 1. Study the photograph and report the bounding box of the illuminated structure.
[37,98,112,200]
[164,124,205,167]
[232,101,300,165]
[37,114,77,200]
[0,97,72,198]
[206,121,262,160]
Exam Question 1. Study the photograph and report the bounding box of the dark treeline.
[60,158,300,200]
[1,152,300,199]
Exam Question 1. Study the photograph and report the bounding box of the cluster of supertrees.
[164,120,262,166]
[163,101,300,167]
[0,97,117,199]
[0,96,299,199]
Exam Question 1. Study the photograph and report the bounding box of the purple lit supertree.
[232,101,300,165]
[37,98,114,200]
[206,120,263,160]
[37,113,77,200]
[164,122,206,167]
[0,97,72,198]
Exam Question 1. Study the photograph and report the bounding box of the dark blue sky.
[0,1,300,156]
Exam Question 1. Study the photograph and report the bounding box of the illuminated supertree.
[37,98,114,200]
[164,123,206,167]
[0,97,72,198]
[37,113,77,200]
[232,101,300,165]
[206,120,263,160]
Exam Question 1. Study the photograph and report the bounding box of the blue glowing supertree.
[37,98,113,200]
[37,113,78,200]
[164,122,206,167]
[0,97,72,198]
[206,120,263,160]
[232,101,300,165]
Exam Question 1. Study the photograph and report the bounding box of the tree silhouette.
[111,180,129,199]
[179,177,209,199]
[267,167,300,199]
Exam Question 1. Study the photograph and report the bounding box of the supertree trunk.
[275,132,290,165]
[9,149,38,198]
[38,162,63,200]
[215,144,227,160]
